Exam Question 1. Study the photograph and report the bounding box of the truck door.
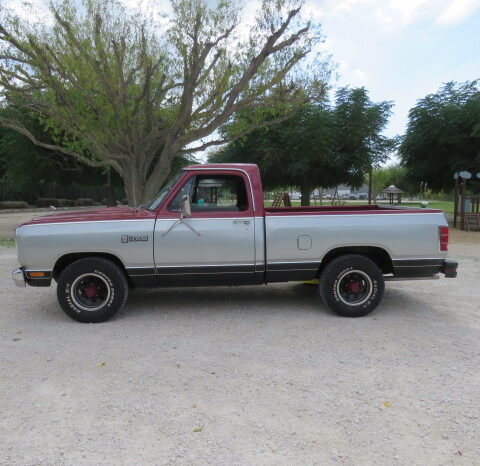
[154,170,256,285]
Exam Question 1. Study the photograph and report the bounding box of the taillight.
[439,226,448,251]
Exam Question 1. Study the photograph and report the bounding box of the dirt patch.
[450,228,480,244]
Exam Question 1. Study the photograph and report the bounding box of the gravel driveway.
[1,243,479,465]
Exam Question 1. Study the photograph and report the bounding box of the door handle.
[233,220,250,225]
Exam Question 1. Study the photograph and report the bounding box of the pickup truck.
[12,163,458,323]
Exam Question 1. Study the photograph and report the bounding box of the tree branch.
[179,106,302,154]
[0,117,120,170]
[179,10,308,145]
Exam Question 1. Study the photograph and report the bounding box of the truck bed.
[263,203,447,282]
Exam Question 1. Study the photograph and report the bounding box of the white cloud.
[316,0,480,28]
[354,68,368,82]
[387,0,431,24]
[303,1,325,20]
[338,58,350,71]
[436,0,480,26]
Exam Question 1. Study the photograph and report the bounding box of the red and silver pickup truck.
[13,163,458,322]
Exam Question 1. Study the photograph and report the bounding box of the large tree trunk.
[123,166,146,207]
[106,170,116,207]
[300,185,312,206]
[120,146,177,207]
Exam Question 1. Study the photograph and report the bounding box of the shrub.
[0,201,29,210]
[36,198,61,208]
[74,198,94,206]
[57,199,75,207]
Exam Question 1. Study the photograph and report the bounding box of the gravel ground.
[1,243,479,466]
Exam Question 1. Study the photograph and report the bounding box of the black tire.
[319,254,384,317]
[57,257,129,323]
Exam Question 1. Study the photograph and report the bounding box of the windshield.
[145,172,183,211]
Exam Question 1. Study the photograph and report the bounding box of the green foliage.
[400,80,480,192]
[212,87,394,203]
[370,164,416,197]
[0,238,15,247]
[333,87,395,169]
[0,109,119,202]
[0,105,198,203]
[214,104,337,191]
[0,0,332,205]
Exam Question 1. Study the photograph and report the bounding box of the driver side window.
[168,174,249,213]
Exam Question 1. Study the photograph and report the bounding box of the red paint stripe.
[265,207,442,216]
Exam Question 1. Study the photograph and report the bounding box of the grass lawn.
[0,238,15,247]
[399,201,454,214]
[265,200,455,214]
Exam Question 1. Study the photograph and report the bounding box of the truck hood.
[20,206,156,226]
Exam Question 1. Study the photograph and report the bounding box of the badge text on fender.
[121,235,149,243]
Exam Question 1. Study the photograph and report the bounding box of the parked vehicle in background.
[13,163,458,323]
[290,191,301,200]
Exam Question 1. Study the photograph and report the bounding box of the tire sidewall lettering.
[64,269,115,314]
[328,262,381,312]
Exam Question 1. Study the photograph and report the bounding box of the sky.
[3,0,480,141]
[305,0,480,138]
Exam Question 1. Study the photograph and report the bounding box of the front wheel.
[319,254,384,317]
[57,257,129,323]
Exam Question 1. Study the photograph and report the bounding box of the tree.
[333,87,395,203]
[0,0,331,205]
[400,80,480,192]
[211,87,394,205]
[211,104,337,205]
[0,108,109,202]
[0,105,196,204]
[370,164,413,201]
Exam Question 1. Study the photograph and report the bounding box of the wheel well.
[52,253,127,281]
[318,246,393,276]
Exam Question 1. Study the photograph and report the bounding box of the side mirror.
[181,194,191,218]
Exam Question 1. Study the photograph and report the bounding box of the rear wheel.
[57,257,128,323]
[319,254,384,317]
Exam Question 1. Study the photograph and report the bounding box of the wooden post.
[106,170,116,207]
[460,179,467,231]
[453,176,459,228]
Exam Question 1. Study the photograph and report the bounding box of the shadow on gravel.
[123,283,327,319]
[29,282,441,323]
[117,282,440,322]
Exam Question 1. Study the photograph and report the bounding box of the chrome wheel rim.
[70,273,111,311]
[336,269,373,306]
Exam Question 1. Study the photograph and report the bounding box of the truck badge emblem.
[121,235,148,243]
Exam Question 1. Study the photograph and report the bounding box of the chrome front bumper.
[12,268,26,288]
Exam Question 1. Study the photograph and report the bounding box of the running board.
[384,274,440,281]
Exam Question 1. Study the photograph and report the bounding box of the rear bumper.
[389,258,457,280]
[440,259,458,278]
